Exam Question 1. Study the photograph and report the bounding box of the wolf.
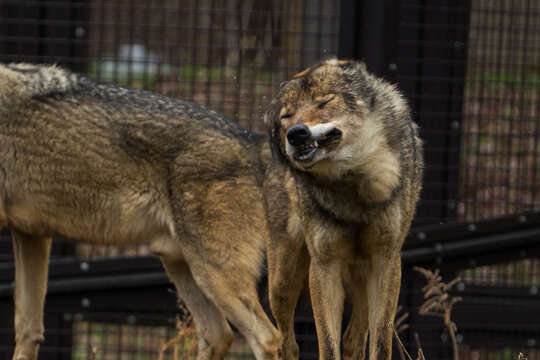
[0,63,281,360]
[263,59,423,360]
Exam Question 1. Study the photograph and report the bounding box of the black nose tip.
[287,125,311,145]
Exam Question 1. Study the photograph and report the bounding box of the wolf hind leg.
[11,230,52,360]
[184,255,280,360]
[161,258,234,360]
[268,233,309,360]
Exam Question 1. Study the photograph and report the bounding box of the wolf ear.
[264,98,283,127]
[269,124,286,161]
[263,102,274,126]
[337,60,367,73]
[358,61,367,71]
[265,105,287,160]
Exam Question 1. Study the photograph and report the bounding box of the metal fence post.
[395,1,471,224]
[338,0,400,81]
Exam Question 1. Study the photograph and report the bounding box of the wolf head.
[265,58,411,182]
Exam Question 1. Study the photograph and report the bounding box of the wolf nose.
[287,125,311,145]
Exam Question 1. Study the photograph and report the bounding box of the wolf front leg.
[366,254,402,360]
[308,259,345,360]
[11,230,52,360]
[342,268,369,360]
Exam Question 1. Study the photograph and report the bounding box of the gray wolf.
[0,63,280,360]
[263,59,423,360]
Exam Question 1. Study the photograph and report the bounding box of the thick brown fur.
[264,59,423,360]
[0,63,280,360]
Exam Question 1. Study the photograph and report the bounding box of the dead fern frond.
[394,305,410,335]
[414,266,462,360]
[393,305,411,360]
[158,314,197,360]
[414,332,426,360]
[158,299,198,360]
[393,327,414,360]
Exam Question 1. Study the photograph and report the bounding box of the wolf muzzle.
[286,123,343,162]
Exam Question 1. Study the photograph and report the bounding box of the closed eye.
[280,113,293,119]
[315,94,336,109]
[317,101,329,109]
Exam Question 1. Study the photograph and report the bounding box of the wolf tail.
[0,63,79,105]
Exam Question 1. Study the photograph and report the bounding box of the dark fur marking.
[308,190,354,228]
[269,125,289,165]
[369,93,377,109]
[341,92,358,110]
[338,61,356,72]
[322,332,336,360]
[27,74,259,150]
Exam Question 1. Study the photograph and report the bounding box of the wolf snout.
[287,124,311,146]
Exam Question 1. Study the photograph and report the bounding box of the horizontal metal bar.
[0,255,164,282]
[0,213,538,298]
[406,211,540,247]
[1,226,537,298]
[402,226,540,264]
[0,272,169,299]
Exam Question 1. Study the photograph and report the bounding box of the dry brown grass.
[157,314,197,360]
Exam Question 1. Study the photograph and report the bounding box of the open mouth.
[293,128,342,162]
[316,128,343,147]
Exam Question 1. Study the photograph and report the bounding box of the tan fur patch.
[287,213,302,240]
[0,66,25,102]
[314,94,335,104]
[293,67,311,78]
[325,59,349,66]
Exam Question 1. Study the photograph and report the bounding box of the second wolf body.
[0,63,279,360]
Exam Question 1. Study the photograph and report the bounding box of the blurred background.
[0,0,539,359]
